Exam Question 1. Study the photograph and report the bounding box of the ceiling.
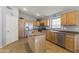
[18,6,79,19]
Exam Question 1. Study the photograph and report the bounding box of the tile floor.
[0,38,70,53]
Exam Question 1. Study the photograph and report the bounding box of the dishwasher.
[56,32,65,47]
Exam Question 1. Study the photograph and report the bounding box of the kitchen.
[0,6,79,53]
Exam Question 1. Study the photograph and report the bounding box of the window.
[51,18,61,28]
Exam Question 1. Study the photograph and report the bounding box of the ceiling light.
[23,8,28,11]
[36,13,40,16]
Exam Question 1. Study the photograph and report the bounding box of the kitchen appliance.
[57,32,65,47]
[25,23,33,37]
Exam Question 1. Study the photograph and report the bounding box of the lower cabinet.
[46,31,52,42]
[65,33,74,51]
[46,31,57,44]
[51,32,55,43]
[51,32,58,44]
[46,31,75,52]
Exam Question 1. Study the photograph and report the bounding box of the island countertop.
[27,32,46,53]
[29,32,45,36]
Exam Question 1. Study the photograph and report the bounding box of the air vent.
[7,7,12,10]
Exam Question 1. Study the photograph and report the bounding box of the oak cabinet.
[40,20,48,26]
[65,33,74,51]
[51,32,57,44]
[46,31,52,42]
[61,14,67,25]
[33,21,40,26]
[44,20,48,26]
[51,32,55,43]
[33,20,48,26]
[28,33,46,53]
[67,12,77,25]
[32,21,36,26]
[46,31,58,44]
[46,31,79,52]
[61,11,79,25]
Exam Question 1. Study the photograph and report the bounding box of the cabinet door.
[51,32,55,43]
[46,32,52,41]
[33,21,40,26]
[36,21,40,26]
[40,20,48,26]
[61,14,67,25]
[51,32,57,44]
[33,21,36,26]
[65,37,74,51]
[67,12,77,25]
[54,33,58,44]
[44,20,48,26]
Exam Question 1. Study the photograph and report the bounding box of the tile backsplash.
[62,26,79,31]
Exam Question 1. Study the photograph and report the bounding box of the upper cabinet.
[40,20,48,26]
[61,11,79,26]
[33,20,48,26]
[61,13,67,25]
[32,21,40,26]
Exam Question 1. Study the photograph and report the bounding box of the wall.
[61,26,79,32]
[0,7,19,47]
[4,7,19,46]
[0,7,3,48]
[19,11,36,22]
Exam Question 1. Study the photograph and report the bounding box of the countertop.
[48,30,79,34]
[29,32,45,36]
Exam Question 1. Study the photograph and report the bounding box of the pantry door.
[19,18,26,39]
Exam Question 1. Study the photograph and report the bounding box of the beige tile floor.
[46,41,70,53]
[0,38,70,53]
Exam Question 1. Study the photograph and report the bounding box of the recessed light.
[36,13,40,16]
[23,8,28,11]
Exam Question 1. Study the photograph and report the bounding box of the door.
[6,14,18,45]
[19,18,26,39]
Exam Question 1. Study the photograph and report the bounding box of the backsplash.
[62,26,79,31]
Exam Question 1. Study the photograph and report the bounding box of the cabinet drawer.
[66,33,74,38]
[46,32,52,41]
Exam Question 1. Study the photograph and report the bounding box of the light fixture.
[23,8,28,11]
[36,13,40,16]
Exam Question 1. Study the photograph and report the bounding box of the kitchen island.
[27,32,46,53]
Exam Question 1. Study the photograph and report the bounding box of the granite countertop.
[48,29,79,34]
[29,32,45,36]
[55,30,79,33]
